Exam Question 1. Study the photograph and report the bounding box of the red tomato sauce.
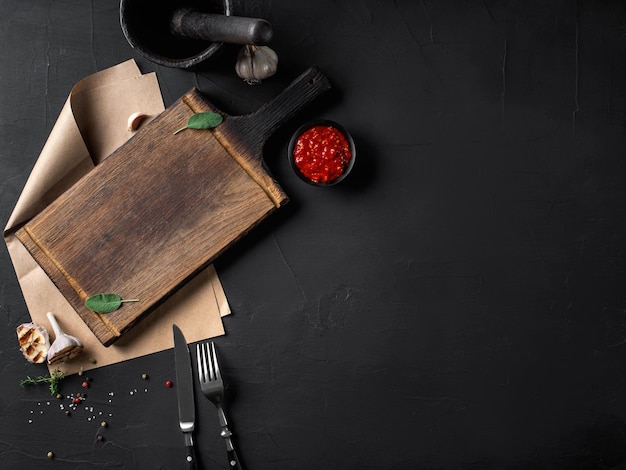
[293,125,352,184]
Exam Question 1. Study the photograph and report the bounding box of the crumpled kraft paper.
[4,60,230,375]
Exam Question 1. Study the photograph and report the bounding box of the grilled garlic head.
[16,322,50,364]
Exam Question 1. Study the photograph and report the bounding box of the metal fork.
[197,342,243,470]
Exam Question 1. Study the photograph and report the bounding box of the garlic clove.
[46,312,84,365]
[16,322,50,364]
[235,45,278,85]
[127,112,149,132]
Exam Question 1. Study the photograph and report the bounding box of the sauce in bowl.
[289,120,355,186]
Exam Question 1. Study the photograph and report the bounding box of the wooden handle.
[174,67,331,156]
[180,66,331,206]
[230,66,332,151]
[171,9,273,45]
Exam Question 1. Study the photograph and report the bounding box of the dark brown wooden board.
[15,67,330,346]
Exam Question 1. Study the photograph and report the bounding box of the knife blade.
[173,324,198,470]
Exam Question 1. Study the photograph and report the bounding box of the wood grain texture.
[15,67,330,345]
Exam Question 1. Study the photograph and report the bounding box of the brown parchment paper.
[4,60,230,375]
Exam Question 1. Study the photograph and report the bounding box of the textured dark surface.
[2,1,626,468]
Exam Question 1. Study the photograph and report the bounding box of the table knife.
[173,324,198,470]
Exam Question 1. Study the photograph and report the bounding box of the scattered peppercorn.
[100,421,107,428]
[47,451,54,459]
[56,393,63,399]
[73,397,81,404]
[165,380,173,388]
[97,434,104,442]
[142,373,148,380]
[65,410,71,416]
[82,381,89,388]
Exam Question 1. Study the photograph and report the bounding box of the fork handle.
[220,425,242,469]
[227,448,242,469]
[217,406,242,469]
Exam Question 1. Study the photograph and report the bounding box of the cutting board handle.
[179,67,331,207]
[230,66,332,152]
[254,66,331,139]
[181,66,331,158]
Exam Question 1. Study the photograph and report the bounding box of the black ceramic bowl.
[288,119,356,186]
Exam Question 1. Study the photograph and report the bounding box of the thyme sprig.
[19,368,65,396]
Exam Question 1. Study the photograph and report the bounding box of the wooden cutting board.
[16,67,331,346]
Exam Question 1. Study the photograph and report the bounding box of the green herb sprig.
[19,369,65,396]
[174,112,223,134]
[85,293,139,314]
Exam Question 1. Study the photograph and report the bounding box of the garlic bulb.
[46,312,84,365]
[16,322,50,364]
[235,45,278,85]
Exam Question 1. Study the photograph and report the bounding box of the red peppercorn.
[82,381,89,388]
[165,380,173,388]
[73,397,81,404]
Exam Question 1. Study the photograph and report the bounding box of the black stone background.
[2,1,626,468]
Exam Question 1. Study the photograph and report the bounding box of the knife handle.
[183,433,198,470]
[185,444,198,470]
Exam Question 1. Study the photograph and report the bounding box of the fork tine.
[196,344,202,382]
[210,342,221,381]
[205,343,211,381]
[196,343,206,383]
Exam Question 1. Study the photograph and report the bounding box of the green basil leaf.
[85,293,139,314]
[174,112,223,134]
